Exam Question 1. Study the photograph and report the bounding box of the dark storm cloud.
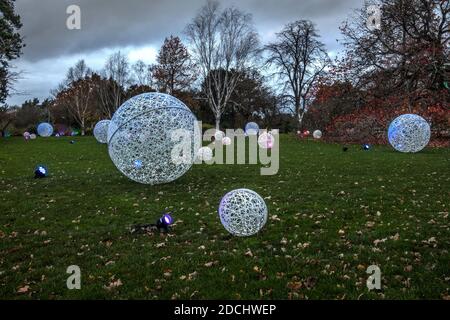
[17,0,363,61]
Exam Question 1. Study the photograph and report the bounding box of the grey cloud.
[17,0,363,61]
[7,0,364,105]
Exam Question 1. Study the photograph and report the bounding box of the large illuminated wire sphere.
[218,189,268,237]
[37,123,53,137]
[313,130,322,139]
[107,93,199,185]
[245,122,259,135]
[93,120,110,144]
[388,114,431,153]
[197,146,213,162]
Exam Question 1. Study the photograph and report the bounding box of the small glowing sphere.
[162,214,173,225]
[258,132,274,149]
[313,130,322,139]
[108,93,199,185]
[34,165,48,178]
[222,137,232,145]
[388,114,431,153]
[245,122,259,135]
[23,132,30,140]
[93,120,110,144]
[30,134,37,140]
[214,130,225,141]
[37,123,53,137]
[218,189,268,237]
[197,146,213,162]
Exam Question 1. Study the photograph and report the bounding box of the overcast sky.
[7,0,364,106]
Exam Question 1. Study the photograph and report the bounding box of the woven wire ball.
[37,123,53,137]
[93,120,110,144]
[388,114,431,153]
[245,122,259,135]
[313,130,322,139]
[107,93,199,185]
[218,189,268,237]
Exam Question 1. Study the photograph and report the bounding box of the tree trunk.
[215,114,221,131]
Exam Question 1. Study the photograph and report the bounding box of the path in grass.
[0,135,449,299]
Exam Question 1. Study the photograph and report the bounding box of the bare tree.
[132,60,153,87]
[185,0,260,129]
[265,20,330,129]
[54,77,94,135]
[340,0,449,110]
[98,51,130,117]
[65,59,91,84]
[0,104,16,136]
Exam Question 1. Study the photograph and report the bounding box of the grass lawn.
[0,135,449,300]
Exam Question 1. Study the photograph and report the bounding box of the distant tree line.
[1,0,448,145]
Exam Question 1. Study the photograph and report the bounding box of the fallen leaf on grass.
[204,261,218,268]
[17,285,30,293]
[105,279,122,290]
[244,249,253,257]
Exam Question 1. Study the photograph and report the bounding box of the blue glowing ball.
[34,165,48,178]
[362,144,371,150]
[245,122,259,135]
[388,114,430,153]
[162,214,173,225]
[37,123,53,137]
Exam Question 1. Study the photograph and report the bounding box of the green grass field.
[0,135,449,299]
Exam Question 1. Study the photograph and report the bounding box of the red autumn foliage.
[323,92,449,147]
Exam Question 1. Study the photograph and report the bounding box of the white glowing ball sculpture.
[197,146,213,162]
[313,130,322,139]
[214,130,225,141]
[388,114,431,153]
[218,189,268,237]
[222,136,232,145]
[37,123,53,137]
[93,120,110,144]
[245,122,259,135]
[30,134,37,140]
[107,93,200,185]
[258,132,274,149]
